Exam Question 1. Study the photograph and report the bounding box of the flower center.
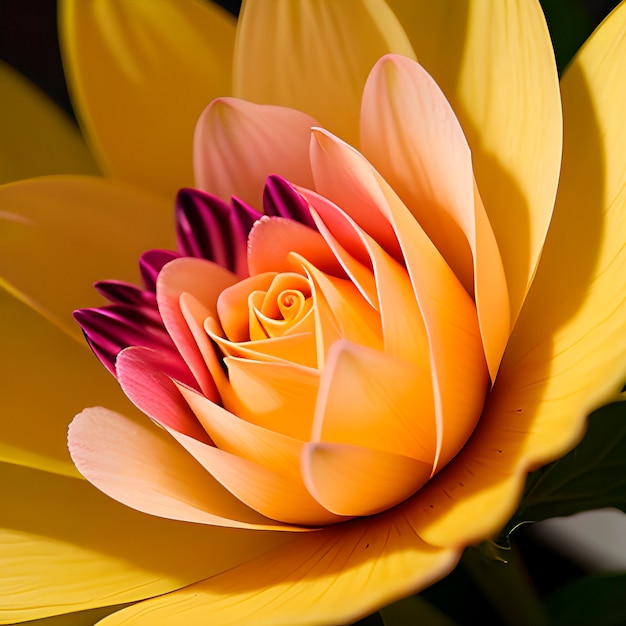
[248,273,314,340]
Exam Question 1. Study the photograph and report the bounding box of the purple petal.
[263,175,315,228]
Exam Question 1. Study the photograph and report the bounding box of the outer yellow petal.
[97,511,457,626]
[0,176,174,340]
[408,2,626,548]
[0,60,98,184]
[233,0,415,147]
[0,462,288,623]
[59,0,235,199]
[389,0,562,324]
[0,290,138,478]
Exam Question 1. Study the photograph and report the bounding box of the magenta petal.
[74,305,176,376]
[139,249,180,292]
[94,280,157,308]
[263,175,315,228]
[175,188,260,277]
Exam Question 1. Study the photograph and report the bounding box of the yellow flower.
[1,1,625,624]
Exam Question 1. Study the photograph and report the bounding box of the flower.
[1,1,625,625]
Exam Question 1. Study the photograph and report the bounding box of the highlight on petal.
[0,176,174,340]
[0,60,98,184]
[194,98,317,209]
[96,511,457,626]
[60,0,236,198]
[233,0,415,147]
[388,0,562,323]
[361,55,510,377]
[68,407,291,531]
[0,462,289,623]
[408,2,626,548]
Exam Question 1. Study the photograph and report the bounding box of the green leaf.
[547,572,626,626]
[502,401,626,539]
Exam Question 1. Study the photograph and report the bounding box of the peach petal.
[68,407,287,530]
[312,340,435,464]
[194,98,317,209]
[247,214,343,277]
[164,425,345,526]
[156,257,237,396]
[303,441,431,517]
[310,130,489,472]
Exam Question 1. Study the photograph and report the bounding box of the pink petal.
[194,98,317,209]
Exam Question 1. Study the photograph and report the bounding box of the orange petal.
[292,253,384,362]
[302,192,430,369]
[68,407,287,531]
[312,340,435,464]
[194,98,317,209]
[361,55,510,377]
[303,441,431,516]
[310,130,489,471]
[96,510,457,626]
[223,357,320,441]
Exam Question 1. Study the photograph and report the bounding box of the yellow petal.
[0,176,174,340]
[390,0,562,324]
[0,462,288,623]
[233,0,415,147]
[0,61,98,184]
[96,510,457,626]
[408,2,626,547]
[59,0,235,199]
[0,290,138,478]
